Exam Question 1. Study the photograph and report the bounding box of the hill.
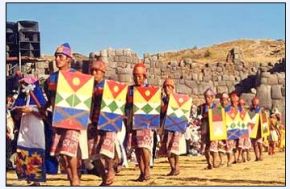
[153,39,285,64]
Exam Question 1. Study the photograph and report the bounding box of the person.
[237,98,251,162]
[275,110,285,152]
[250,96,263,161]
[124,63,153,181]
[199,88,219,169]
[87,60,117,186]
[228,91,240,165]
[44,43,81,186]
[218,92,231,167]
[159,78,182,176]
[268,108,280,155]
[13,75,47,186]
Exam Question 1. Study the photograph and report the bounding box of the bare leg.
[258,142,263,161]
[143,148,151,180]
[62,155,73,185]
[212,152,219,168]
[174,155,180,175]
[135,148,144,181]
[204,144,212,169]
[96,158,106,185]
[105,157,115,185]
[226,152,232,167]
[67,156,80,186]
[237,148,242,163]
[218,152,224,166]
[167,154,175,176]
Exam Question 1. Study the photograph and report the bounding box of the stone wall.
[35,48,285,119]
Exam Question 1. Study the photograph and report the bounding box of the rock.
[222,75,229,81]
[261,72,271,78]
[216,86,228,94]
[118,74,131,83]
[267,74,278,85]
[240,93,256,105]
[108,61,117,69]
[198,73,203,81]
[170,60,178,67]
[260,77,268,85]
[123,49,132,56]
[281,86,285,96]
[176,84,192,95]
[184,58,192,65]
[191,73,198,81]
[216,67,223,72]
[185,80,197,89]
[203,75,212,82]
[256,84,272,109]
[278,78,285,85]
[115,49,124,56]
[271,85,283,99]
[100,49,107,57]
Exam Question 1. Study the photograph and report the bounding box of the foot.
[173,170,180,176]
[29,182,40,186]
[135,174,144,182]
[236,159,242,163]
[204,164,212,170]
[258,157,263,161]
[166,170,175,176]
[247,156,251,161]
[227,163,232,167]
[143,175,150,181]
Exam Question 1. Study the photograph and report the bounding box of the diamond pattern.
[108,101,118,112]
[141,104,153,114]
[55,93,63,104]
[65,94,81,107]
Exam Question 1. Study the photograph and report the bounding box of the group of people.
[6,43,285,186]
[199,89,285,170]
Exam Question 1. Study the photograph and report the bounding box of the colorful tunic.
[199,103,218,152]
[125,85,153,151]
[160,96,183,155]
[237,106,251,150]
[250,106,262,144]
[88,80,117,159]
[14,81,47,182]
[44,69,81,158]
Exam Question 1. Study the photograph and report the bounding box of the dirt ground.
[6,151,285,187]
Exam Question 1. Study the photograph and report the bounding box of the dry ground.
[6,151,285,186]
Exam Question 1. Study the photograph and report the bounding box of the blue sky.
[6,3,285,57]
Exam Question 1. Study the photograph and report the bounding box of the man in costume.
[44,43,81,186]
[125,63,153,181]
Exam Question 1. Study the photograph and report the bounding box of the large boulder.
[256,84,272,109]
[271,85,283,99]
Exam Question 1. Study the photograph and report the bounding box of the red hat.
[55,43,73,58]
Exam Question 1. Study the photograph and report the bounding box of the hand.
[21,106,33,113]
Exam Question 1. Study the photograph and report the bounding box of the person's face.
[90,67,105,82]
[270,116,277,125]
[133,67,146,86]
[164,84,174,96]
[55,54,70,70]
[252,99,259,107]
[221,98,229,107]
[205,95,214,105]
[231,96,239,106]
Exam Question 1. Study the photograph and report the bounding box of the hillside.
[154,39,285,64]
[41,39,285,65]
